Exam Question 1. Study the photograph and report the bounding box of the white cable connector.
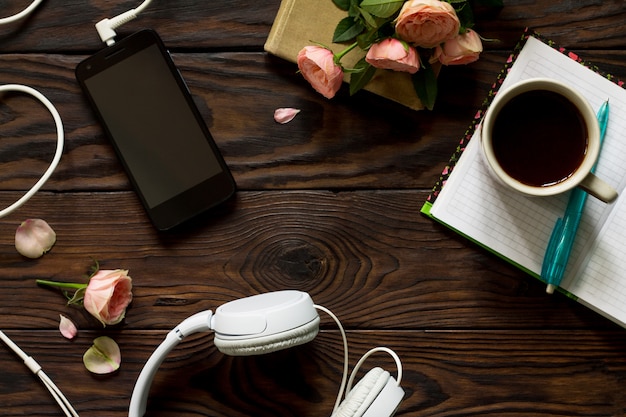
[95,0,154,46]
[96,9,139,46]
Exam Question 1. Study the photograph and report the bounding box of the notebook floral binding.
[425,28,625,205]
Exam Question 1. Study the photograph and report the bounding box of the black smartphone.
[75,29,235,231]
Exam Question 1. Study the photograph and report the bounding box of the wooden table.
[1,1,625,416]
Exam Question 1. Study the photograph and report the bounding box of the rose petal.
[15,219,56,259]
[59,314,78,340]
[274,108,301,124]
[83,336,121,374]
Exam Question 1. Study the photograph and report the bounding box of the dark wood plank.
[0,0,281,53]
[1,330,625,416]
[2,50,626,193]
[0,52,485,191]
[2,1,626,416]
[0,190,618,331]
[2,1,626,53]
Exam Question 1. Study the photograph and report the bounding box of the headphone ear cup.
[214,316,319,356]
[332,367,389,417]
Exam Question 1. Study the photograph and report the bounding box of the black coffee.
[492,89,588,187]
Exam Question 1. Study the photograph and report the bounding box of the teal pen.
[542,99,610,294]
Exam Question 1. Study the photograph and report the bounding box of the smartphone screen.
[75,30,235,230]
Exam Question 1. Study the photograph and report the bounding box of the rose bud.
[297,45,344,99]
[366,38,420,74]
[83,269,133,326]
[15,219,56,259]
[437,29,483,65]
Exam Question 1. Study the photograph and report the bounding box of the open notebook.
[421,32,626,327]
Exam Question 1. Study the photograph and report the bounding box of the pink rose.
[297,46,344,99]
[395,0,460,48]
[365,38,420,74]
[83,269,133,326]
[436,29,483,65]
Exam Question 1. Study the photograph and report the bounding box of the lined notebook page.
[430,36,626,326]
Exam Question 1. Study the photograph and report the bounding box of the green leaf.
[412,62,438,110]
[358,7,379,28]
[333,17,365,43]
[360,0,404,18]
[452,0,475,30]
[348,1,360,17]
[332,0,351,11]
[349,58,377,95]
[67,286,86,306]
[356,28,380,50]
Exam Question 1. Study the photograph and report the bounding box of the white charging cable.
[0,85,68,414]
[95,0,154,46]
[0,330,79,417]
[0,0,44,25]
[2,2,154,415]
[0,84,64,219]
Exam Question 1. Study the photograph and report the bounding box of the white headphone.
[129,290,405,417]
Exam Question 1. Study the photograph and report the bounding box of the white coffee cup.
[481,78,617,203]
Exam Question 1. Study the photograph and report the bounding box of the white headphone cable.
[314,305,349,415]
[346,346,403,392]
[0,330,79,417]
[0,0,44,25]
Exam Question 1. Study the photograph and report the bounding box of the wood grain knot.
[256,238,330,285]
[154,297,192,306]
